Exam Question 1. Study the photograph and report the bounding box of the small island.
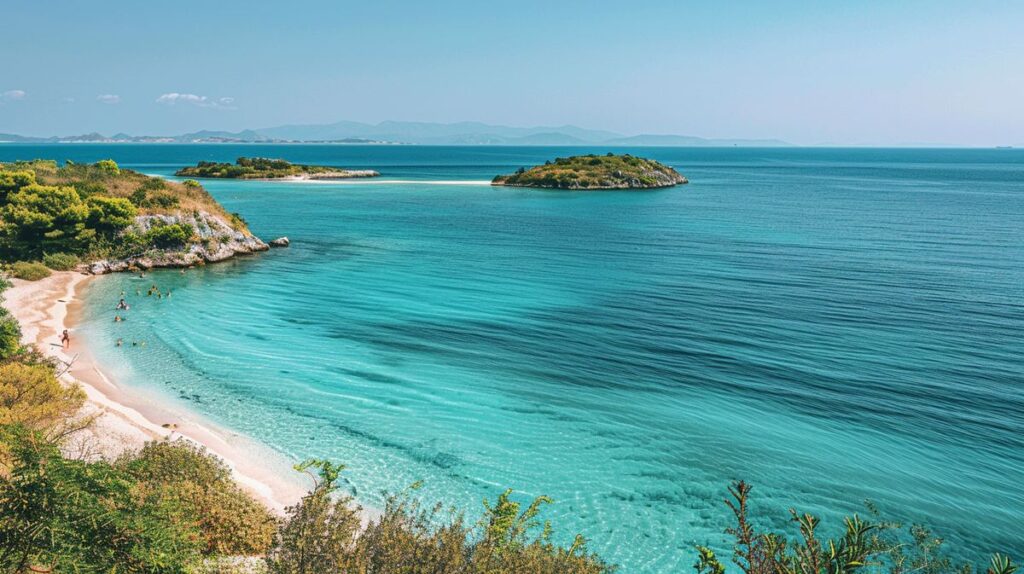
[175,157,380,180]
[492,153,687,190]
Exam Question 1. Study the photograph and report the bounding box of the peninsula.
[492,154,687,190]
[175,157,380,180]
[0,159,267,275]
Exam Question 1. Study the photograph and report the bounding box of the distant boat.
[995,145,1013,149]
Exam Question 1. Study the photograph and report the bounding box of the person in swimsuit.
[116,298,128,310]
[61,329,70,347]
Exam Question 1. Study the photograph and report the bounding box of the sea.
[2,144,1021,572]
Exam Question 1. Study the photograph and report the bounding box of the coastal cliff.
[0,159,273,278]
[87,210,269,274]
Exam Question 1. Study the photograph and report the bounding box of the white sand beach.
[2,272,310,513]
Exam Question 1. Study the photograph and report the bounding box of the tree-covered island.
[492,153,687,190]
[175,157,380,180]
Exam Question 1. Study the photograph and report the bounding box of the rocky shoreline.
[86,210,270,275]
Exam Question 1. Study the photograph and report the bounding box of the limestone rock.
[85,210,272,275]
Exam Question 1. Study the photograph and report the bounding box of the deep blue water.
[3,145,1022,572]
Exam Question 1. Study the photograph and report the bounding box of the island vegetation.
[0,159,266,276]
[175,157,380,180]
[492,153,687,190]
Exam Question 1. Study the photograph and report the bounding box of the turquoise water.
[3,145,1023,572]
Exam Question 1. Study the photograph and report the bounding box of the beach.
[2,271,310,513]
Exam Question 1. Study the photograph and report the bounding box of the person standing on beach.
[61,329,70,348]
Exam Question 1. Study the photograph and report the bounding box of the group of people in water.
[110,274,179,348]
[59,270,186,351]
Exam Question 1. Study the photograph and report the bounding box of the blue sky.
[1,0,1022,145]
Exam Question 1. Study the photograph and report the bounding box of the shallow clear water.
[4,145,1022,572]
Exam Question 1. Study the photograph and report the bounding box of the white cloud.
[63,97,76,103]
[97,94,120,104]
[1,90,26,101]
[156,92,235,109]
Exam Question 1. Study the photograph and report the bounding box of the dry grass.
[5,159,247,232]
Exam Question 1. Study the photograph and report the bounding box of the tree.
[0,170,35,203]
[1,184,91,257]
[0,309,20,361]
[86,195,137,233]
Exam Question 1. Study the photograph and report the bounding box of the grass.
[8,261,51,281]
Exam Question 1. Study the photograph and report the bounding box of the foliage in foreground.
[694,481,1017,574]
[116,441,276,556]
[0,427,202,574]
[267,460,609,574]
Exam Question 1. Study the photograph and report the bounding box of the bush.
[0,362,85,439]
[0,426,203,573]
[267,460,611,574]
[86,195,137,231]
[0,310,20,361]
[9,261,52,281]
[94,159,120,175]
[118,440,276,555]
[694,481,1019,574]
[71,180,107,199]
[145,223,194,249]
[43,252,80,271]
[130,179,180,209]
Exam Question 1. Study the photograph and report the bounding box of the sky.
[1,0,1022,146]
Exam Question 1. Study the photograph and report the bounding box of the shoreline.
[2,272,310,513]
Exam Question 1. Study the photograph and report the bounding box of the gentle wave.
[50,145,1024,573]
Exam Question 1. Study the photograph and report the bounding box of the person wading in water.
[61,329,70,348]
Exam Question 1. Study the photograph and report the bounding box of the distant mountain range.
[0,121,793,147]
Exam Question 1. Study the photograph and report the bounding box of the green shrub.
[43,252,80,271]
[0,312,20,360]
[118,440,276,555]
[0,362,85,438]
[94,159,120,175]
[130,179,180,209]
[9,261,52,281]
[145,223,194,249]
[267,460,611,574]
[71,180,107,199]
[0,426,203,573]
[694,481,1019,574]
